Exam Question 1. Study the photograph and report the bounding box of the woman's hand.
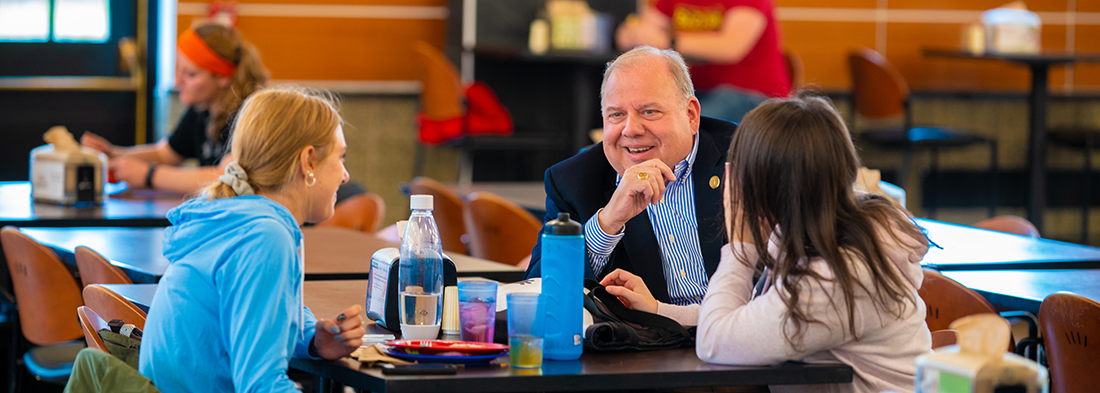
[723,162,760,245]
[108,156,152,188]
[313,305,365,360]
[600,269,658,313]
[81,131,116,157]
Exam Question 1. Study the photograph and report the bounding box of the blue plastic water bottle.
[541,212,583,360]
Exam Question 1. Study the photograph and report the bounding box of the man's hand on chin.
[598,158,676,235]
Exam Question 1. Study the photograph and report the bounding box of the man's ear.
[687,97,701,134]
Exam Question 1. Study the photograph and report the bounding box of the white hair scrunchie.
[219,161,255,196]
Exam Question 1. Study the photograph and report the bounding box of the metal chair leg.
[8,309,19,393]
[1084,136,1093,244]
[989,140,998,218]
[928,148,939,219]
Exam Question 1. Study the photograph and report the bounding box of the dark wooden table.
[923,49,1100,233]
[100,280,368,317]
[103,280,853,392]
[0,181,181,228]
[292,346,851,393]
[915,218,1100,270]
[941,269,1100,314]
[24,226,525,283]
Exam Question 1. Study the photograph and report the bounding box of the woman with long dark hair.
[696,92,931,392]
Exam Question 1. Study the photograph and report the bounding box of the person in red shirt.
[616,0,791,123]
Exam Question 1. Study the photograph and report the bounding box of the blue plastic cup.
[457,280,498,342]
[507,293,544,368]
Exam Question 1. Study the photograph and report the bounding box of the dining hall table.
[916,218,1100,270]
[0,181,181,228]
[101,280,854,393]
[939,269,1100,314]
[33,196,1090,281]
[922,49,1100,233]
[22,225,525,283]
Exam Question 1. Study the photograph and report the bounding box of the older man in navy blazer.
[525,46,738,327]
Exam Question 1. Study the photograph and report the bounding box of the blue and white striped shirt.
[585,135,708,306]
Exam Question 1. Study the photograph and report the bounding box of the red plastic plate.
[385,340,508,355]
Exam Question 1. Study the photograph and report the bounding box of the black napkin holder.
[365,247,457,333]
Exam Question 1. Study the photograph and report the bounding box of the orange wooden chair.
[77,306,109,353]
[75,246,132,287]
[463,192,541,266]
[973,215,1040,238]
[1040,292,1100,393]
[412,40,513,184]
[82,285,146,330]
[919,268,1016,352]
[849,47,997,217]
[920,268,1000,332]
[1,226,85,388]
[405,177,469,254]
[317,192,387,233]
[930,329,958,349]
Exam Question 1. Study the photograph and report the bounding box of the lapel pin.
[709,176,720,189]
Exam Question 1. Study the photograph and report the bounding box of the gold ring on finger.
[637,172,649,181]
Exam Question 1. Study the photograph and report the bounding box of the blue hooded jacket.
[139,195,320,392]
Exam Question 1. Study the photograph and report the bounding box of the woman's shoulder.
[171,196,299,236]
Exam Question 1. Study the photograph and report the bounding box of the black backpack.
[582,280,696,352]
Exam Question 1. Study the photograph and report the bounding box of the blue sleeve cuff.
[296,307,322,360]
[585,209,624,276]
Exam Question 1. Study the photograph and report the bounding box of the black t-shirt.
[167,108,230,166]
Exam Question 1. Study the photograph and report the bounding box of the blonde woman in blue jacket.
[139,87,363,392]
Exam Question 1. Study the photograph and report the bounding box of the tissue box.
[29,144,106,207]
[915,348,1048,393]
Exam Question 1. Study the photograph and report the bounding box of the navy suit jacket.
[524,116,737,303]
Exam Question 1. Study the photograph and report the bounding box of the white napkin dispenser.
[982,7,1040,54]
[365,247,458,332]
[29,126,107,207]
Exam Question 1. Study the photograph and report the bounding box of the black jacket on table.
[523,116,737,303]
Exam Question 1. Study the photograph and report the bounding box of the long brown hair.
[724,92,925,349]
[191,22,269,144]
[205,87,341,200]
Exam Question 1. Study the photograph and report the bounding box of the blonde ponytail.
[205,180,238,200]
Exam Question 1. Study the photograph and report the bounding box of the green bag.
[98,330,141,370]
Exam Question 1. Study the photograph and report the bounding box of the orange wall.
[177,0,447,82]
[180,1,1100,92]
[777,0,1100,92]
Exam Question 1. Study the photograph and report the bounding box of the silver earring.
[306,172,317,186]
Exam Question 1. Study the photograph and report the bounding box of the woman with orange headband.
[81,21,268,193]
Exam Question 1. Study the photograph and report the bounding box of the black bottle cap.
[545,212,582,235]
